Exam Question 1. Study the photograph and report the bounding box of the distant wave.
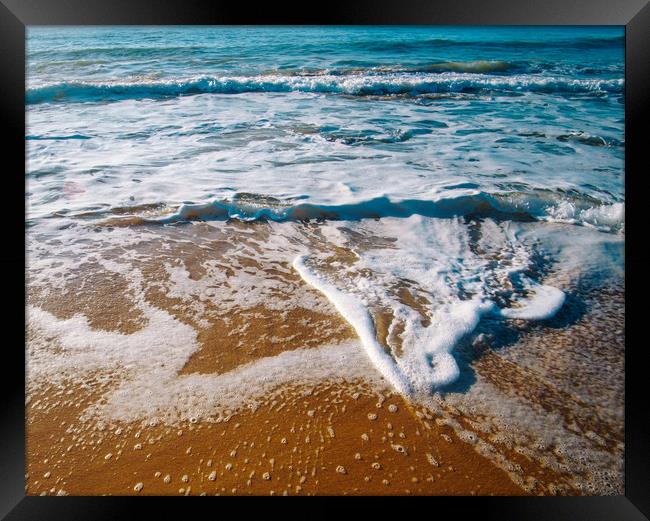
[27,73,624,104]
[95,191,624,233]
[28,45,212,60]
[352,35,624,52]
[265,60,527,76]
[26,134,92,140]
[28,35,623,62]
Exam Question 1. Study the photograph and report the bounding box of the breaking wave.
[27,74,624,104]
[97,191,624,233]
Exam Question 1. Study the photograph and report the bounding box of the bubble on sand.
[336,465,347,475]
[262,472,271,481]
[391,444,407,454]
[367,413,378,421]
[371,462,382,470]
[388,404,398,413]
[426,453,439,467]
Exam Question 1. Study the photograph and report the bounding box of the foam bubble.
[499,285,565,320]
[28,302,383,424]
[292,215,566,394]
[293,255,411,395]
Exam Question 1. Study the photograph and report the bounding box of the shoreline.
[26,218,624,496]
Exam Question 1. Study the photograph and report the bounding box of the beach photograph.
[25,26,625,496]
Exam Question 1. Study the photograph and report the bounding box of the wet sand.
[27,378,550,496]
[25,218,624,496]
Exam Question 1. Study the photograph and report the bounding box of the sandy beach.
[26,25,625,496]
[26,219,624,496]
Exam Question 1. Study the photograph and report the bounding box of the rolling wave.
[264,60,527,76]
[95,191,624,233]
[27,74,624,104]
[352,35,624,52]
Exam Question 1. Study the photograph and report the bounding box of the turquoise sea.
[27,26,624,226]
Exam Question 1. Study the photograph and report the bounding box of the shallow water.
[27,26,623,226]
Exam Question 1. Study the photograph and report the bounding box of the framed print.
[1,0,648,518]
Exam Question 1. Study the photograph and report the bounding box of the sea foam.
[293,255,412,395]
[292,216,568,395]
[148,192,624,233]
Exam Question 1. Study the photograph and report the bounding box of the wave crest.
[27,74,624,104]
[96,191,624,233]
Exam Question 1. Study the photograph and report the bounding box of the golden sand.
[27,378,540,496]
[28,266,147,334]
[25,220,623,496]
[181,306,355,375]
[474,351,623,453]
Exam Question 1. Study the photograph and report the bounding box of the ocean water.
[26,28,625,484]
[27,26,624,226]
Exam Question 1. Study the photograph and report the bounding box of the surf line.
[293,255,412,395]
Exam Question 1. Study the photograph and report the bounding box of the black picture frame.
[2,1,648,518]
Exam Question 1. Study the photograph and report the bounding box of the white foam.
[544,201,624,232]
[92,339,381,424]
[499,284,565,320]
[26,87,624,230]
[293,255,411,395]
[292,216,566,394]
[27,302,385,424]
[27,302,198,384]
